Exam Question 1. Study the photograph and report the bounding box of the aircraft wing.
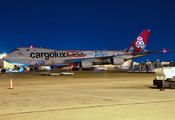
[132,49,172,55]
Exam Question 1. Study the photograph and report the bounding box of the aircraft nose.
[2,54,10,61]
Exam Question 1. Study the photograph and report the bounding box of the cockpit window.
[12,49,19,52]
[14,49,19,51]
[9,48,20,54]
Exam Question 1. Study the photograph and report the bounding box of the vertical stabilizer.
[126,30,150,54]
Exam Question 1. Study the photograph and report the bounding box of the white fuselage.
[4,47,132,66]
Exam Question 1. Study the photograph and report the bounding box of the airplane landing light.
[1,53,7,59]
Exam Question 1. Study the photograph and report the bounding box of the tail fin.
[126,29,150,54]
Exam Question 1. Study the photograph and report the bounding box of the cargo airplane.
[2,30,169,72]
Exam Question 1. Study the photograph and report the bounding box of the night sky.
[0,0,175,63]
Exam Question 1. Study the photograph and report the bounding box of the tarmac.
[0,69,175,120]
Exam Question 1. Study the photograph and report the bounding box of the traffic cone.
[9,79,13,89]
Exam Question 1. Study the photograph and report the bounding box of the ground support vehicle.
[153,67,175,89]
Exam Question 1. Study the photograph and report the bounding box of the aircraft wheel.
[90,67,94,70]
[157,85,162,88]
[1,69,6,73]
[170,84,175,89]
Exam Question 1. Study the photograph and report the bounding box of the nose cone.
[2,54,17,65]
[2,54,13,63]
[2,55,8,61]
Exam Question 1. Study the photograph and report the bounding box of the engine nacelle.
[109,57,124,65]
[79,60,93,69]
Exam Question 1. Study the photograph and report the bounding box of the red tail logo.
[126,30,150,54]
